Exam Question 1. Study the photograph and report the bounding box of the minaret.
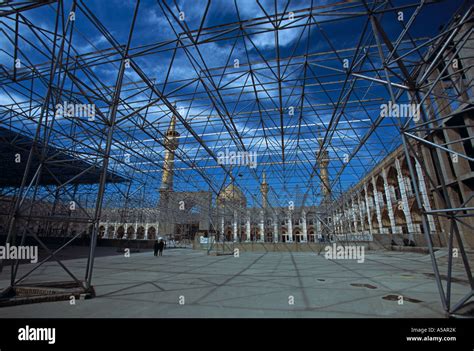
[159,109,180,236]
[317,137,330,198]
[260,171,268,209]
[160,111,180,197]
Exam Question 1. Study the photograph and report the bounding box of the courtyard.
[0,248,467,318]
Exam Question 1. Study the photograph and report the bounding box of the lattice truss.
[1,0,473,313]
[0,0,464,212]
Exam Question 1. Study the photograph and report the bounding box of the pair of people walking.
[154,239,165,256]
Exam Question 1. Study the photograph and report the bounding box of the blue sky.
[0,0,465,209]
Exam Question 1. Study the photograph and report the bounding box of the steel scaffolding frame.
[0,0,471,314]
[399,7,474,314]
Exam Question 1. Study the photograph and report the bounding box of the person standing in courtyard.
[153,240,159,257]
[158,239,165,256]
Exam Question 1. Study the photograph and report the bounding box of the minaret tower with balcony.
[159,109,180,235]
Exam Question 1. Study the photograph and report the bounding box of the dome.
[217,184,247,207]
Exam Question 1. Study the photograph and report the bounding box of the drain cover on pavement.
[350,283,377,289]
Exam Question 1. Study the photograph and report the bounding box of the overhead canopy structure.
[1,0,465,209]
[0,0,472,316]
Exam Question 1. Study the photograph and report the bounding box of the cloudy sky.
[0,0,463,208]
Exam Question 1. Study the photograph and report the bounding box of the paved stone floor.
[0,248,468,318]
